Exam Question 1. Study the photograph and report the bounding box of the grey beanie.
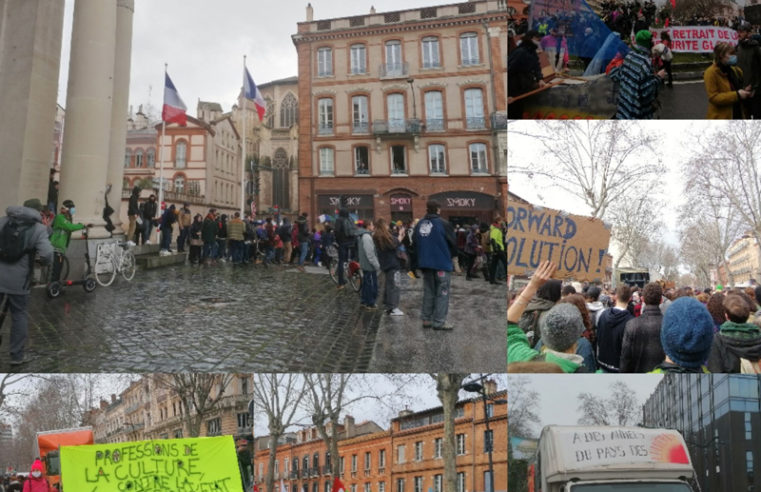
[540,303,584,352]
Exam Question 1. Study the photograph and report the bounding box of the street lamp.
[463,376,507,492]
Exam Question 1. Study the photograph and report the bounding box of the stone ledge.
[136,253,186,269]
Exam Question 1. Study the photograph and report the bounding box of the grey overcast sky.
[57,0,457,118]
[508,374,662,433]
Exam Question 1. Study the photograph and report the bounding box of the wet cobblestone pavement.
[0,263,505,373]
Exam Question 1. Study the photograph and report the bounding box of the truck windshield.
[570,483,692,492]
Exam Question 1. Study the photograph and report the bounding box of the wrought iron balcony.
[372,118,422,138]
[465,116,486,129]
[379,62,408,79]
[318,125,333,135]
[425,118,444,131]
[491,111,507,130]
[355,167,370,176]
[353,122,369,134]
[323,465,332,475]
[290,471,299,480]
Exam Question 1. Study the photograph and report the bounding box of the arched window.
[135,149,144,168]
[265,97,275,128]
[273,148,290,209]
[124,149,131,168]
[280,93,298,128]
[174,175,185,193]
[147,148,155,167]
[176,141,187,168]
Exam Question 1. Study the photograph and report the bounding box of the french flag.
[244,66,266,122]
[162,72,187,126]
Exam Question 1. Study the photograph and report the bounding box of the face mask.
[728,55,738,65]
[32,471,41,478]
[68,207,76,215]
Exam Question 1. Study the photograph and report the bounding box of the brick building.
[292,0,508,228]
[254,382,506,492]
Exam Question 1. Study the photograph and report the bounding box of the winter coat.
[508,325,587,373]
[279,221,292,243]
[507,41,543,97]
[190,219,203,240]
[21,476,53,492]
[535,336,596,372]
[610,44,660,119]
[178,207,192,228]
[489,224,504,252]
[357,229,380,272]
[49,213,85,252]
[704,62,747,119]
[226,218,245,241]
[737,37,761,91]
[160,206,176,231]
[128,187,140,216]
[707,320,761,373]
[201,216,218,243]
[376,236,400,272]
[335,212,356,244]
[0,207,54,295]
[619,305,665,373]
[412,213,456,272]
[586,301,605,327]
[142,199,157,220]
[596,307,634,372]
[296,216,309,243]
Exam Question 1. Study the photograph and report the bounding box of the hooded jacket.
[357,228,380,272]
[596,307,634,372]
[507,325,586,373]
[49,212,85,252]
[22,459,52,492]
[128,186,141,215]
[707,320,761,373]
[0,207,54,295]
[620,305,665,373]
[412,213,456,272]
[517,297,555,344]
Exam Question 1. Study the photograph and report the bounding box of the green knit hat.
[635,29,653,47]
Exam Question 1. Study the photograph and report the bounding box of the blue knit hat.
[660,297,714,368]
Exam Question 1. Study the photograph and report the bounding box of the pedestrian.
[188,214,203,265]
[334,208,357,290]
[356,219,380,309]
[49,200,88,282]
[264,217,276,265]
[463,224,480,280]
[296,212,310,272]
[488,216,506,285]
[596,285,634,373]
[216,214,228,261]
[736,21,761,118]
[159,204,177,256]
[373,218,405,316]
[540,27,569,73]
[610,29,666,119]
[176,202,192,253]
[201,209,218,264]
[22,459,54,492]
[141,194,158,244]
[412,200,457,330]
[707,292,761,372]
[273,232,283,263]
[619,282,665,373]
[704,41,752,119]
[658,31,674,88]
[507,30,545,119]
[650,297,714,373]
[402,219,419,279]
[312,228,322,266]
[279,217,292,265]
[0,199,54,366]
[557,293,597,370]
[517,278,561,347]
[584,286,605,328]
[321,223,335,270]
[46,169,58,213]
[226,211,245,264]
[126,186,140,247]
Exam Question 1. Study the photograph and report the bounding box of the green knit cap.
[635,30,652,47]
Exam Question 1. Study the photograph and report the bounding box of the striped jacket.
[611,44,661,119]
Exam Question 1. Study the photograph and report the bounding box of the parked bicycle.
[327,242,362,292]
[94,240,136,287]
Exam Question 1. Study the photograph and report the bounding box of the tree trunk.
[267,431,281,492]
[436,374,467,492]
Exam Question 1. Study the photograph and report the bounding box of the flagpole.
[158,63,167,222]
[241,55,247,218]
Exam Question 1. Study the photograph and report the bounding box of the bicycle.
[93,240,136,287]
[327,242,362,292]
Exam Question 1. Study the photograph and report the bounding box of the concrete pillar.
[106,0,135,233]
[0,0,65,212]
[59,0,117,238]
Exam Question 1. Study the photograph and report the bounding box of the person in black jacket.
[334,208,356,289]
[708,292,761,373]
[596,284,634,372]
[141,194,158,245]
[127,186,141,246]
[508,30,545,119]
[373,218,405,316]
[296,212,310,271]
[620,282,665,373]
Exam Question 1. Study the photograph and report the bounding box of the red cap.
[31,459,43,472]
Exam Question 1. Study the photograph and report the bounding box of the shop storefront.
[317,193,375,223]
[429,191,497,226]
[389,193,413,225]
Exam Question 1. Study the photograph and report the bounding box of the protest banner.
[650,26,738,52]
[506,199,611,281]
[60,435,244,492]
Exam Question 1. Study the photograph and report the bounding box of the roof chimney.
[484,379,498,395]
[306,3,313,21]
[111,394,117,404]
[398,408,413,418]
[344,415,355,437]
[370,6,376,14]
[100,399,109,410]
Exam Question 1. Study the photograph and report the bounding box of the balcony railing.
[318,125,333,135]
[355,167,370,176]
[425,118,444,131]
[353,122,369,133]
[379,62,408,79]
[491,111,507,130]
[290,471,299,480]
[465,116,486,129]
[372,119,422,137]
[323,465,332,474]
[301,469,309,479]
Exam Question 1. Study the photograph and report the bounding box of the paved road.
[657,81,708,119]
[0,262,506,373]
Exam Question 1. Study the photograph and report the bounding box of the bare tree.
[153,374,235,437]
[507,376,540,439]
[253,374,306,492]
[608,194,664,270]
[577,380,640,426]
[434,374,468,492]
[673,0,733,20]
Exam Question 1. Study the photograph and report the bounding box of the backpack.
[0,219,34,263]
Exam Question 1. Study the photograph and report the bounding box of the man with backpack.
[0,199,54,366]
[334,207,356,290]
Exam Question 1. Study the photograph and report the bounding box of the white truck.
[531,425,696,492]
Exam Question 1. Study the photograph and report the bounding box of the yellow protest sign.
[60,435,244,492]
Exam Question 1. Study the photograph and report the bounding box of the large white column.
[106,0,135,233]
[59,0,117,238]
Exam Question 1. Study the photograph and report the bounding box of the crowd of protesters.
[508,260,761,374]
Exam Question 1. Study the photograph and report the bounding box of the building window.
[135,149,143,168]
[484,429,494,452]
[351,44,367,74]
[422,37,440,68]
[174,175,185,193]
[176,141,187,168]
[124,150,131,168]
[464,88,485,129]
[272,148,290,210]
[364,452,371,471]
[325,483,331,492]
[326,451,332,470]
[303,456,309,474]
[396,478,405,492]
[456,434,466,455]
[378,483,385,492]
[317,47,332,76]
[385,40,403,75]
[433,475,442,492]
[351,454,357,473]
[314,484,319,492]
[351,486,357,492]
[314,453,319,471]
[397,445,405,464]
[364,484,371,492]
[293,459,299,473]
[434,438,442,458]
[340,456,345,475]
[424,91,444,131]
[379,449,386,469]
[147,148,155,167]
[174,429,182,438]
[414,441,423,462]
[285,458,289,474]
[207,418,221,436]
[387,93,405,132]
[318,98,333,134]
[280,93,298,128]
[319,148,334,176]
[391,145,407,175]
[460,32,480,65]
[486,403,494,418]
[428,144,446,174]
[413,477,423,492]
[470,143,488,173]
[352,95,369,133]
[275,460,280,476]
[353,146,370,176]
[237,412,250,430]
[265,97,275,128]
[747,412,753,440]
[456,473,465,492]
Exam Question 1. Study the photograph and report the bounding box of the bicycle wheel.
[328,258,338,284]
[60,255,70,281]
[349,267,362,292]
[94,256,117,287]
[120,251,136,281]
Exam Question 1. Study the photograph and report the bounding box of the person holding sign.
[704,41,753,119]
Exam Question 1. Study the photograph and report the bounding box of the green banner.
[60,435,243,491]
